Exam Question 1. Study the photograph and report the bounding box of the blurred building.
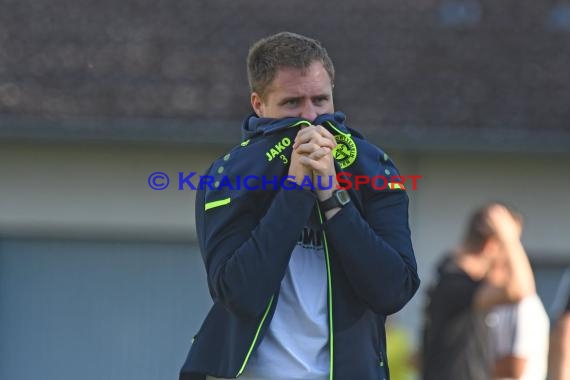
[1,1,569,379]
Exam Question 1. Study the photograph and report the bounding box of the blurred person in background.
[421,203,536,380]
[486,232,549,380]
[549,291,570,380]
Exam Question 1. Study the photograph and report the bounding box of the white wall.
[0,141,225,241]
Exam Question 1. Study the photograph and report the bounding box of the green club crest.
[333,134,357,169]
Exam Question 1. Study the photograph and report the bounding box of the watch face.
[335,190,351,205]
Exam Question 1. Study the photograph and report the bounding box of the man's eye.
[285,99,299,106]
[314,97,328,105]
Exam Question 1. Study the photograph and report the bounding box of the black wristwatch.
[319,189,351,212]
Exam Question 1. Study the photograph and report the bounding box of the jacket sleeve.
[196,185,317,319]
[323,188,420,315]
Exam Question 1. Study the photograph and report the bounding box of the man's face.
[251,60,334,121]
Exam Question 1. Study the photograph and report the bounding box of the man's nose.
[299,103,317,122]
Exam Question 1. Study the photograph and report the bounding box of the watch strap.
[319,190,350,212]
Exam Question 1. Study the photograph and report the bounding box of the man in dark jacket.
[180,31,420,380]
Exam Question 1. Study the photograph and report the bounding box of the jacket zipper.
[236,205,334,379]
[236,295,275,377]
[317,206,334,380]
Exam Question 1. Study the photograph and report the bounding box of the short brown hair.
[246,31,335,99]
[463,202,523,253]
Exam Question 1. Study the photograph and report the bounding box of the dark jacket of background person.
[422,256,492,380]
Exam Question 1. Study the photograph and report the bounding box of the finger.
[295,142,323,155]
[299,147,333,166]
[318,125,337,143]
[307,147,332,161]
[298,156,327,172]
[294,133,336,150]
[295,142,321,155]
[298,155,313,167]
[294,125,334,147]
[302,125,336,143]
[293,134,337,149]
[293,127,321,148]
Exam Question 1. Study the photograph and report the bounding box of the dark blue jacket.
[180,112,420,380]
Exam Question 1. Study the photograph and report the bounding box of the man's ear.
[251,92,264,117]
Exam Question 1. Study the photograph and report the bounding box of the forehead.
[266,61,332,97]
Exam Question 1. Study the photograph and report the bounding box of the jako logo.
[265,137,291,162]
